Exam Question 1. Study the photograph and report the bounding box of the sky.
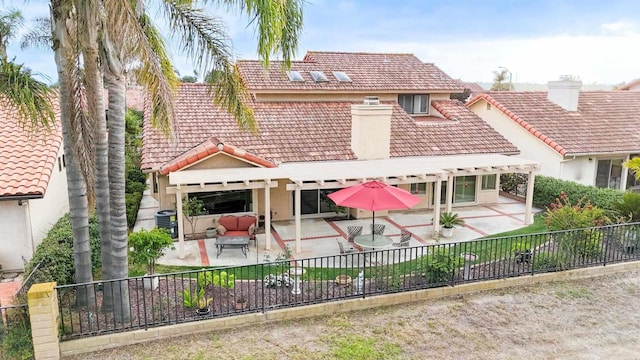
[5,0,640,85]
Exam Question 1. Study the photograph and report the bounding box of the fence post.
[27,282,60,360]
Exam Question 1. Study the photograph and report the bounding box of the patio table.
[353,234,393,251]
[215,235,250,258]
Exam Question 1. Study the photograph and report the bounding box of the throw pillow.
[217,225,227,235]
[248,223,255,235]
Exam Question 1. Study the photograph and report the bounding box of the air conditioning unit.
[363,96,380,105]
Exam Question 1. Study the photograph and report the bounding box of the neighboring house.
[0,102,68,271]
[141,51,538,254]
[467,78,640,191]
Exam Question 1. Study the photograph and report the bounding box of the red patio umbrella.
[327,180,420,239]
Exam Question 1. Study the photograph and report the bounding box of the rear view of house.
[0,103,68,271]
[142,51,538,254]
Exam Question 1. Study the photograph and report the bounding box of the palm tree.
[0,9,23,59]
[491,68,510,91]
[49,0,304,320]
[50,1,97,307]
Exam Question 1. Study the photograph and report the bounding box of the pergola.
[167,154,539,258]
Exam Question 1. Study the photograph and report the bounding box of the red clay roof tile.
[0,100,62,198]
[142,84,518,171]
[468,91,640,155]
[237,51,464,92]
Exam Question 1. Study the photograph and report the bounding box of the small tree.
[128,227,174,275]
[182,196,205,239]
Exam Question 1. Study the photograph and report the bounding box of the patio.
[146,194,538,268]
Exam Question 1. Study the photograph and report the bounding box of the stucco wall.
[0,148,69,271]
[28,152,70,249]
[0,201,29,270]
[469,101,563,177]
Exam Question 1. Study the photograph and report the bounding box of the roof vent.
[363,96,380,105]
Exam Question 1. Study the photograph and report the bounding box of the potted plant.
[234,294,248,310]
[182,288,212,315]
[182,196,206,240]
[439,212,465,238]
[129,227,175,290]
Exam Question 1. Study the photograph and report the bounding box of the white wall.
[559,156,596,186]
[0,201,30,270]
[28,150,70,250]
[469,101,564,178]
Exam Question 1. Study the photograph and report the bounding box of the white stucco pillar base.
[524,171,535,225]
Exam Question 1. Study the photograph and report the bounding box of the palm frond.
[215,0,304,68]
[103,0,178,136]
[0,58,55,131]
[160,1,257,131]
[20,16,52,51]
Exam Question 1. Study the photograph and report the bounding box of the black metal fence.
[56,222,640,340]
[0,262,42,341]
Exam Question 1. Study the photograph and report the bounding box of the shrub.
[532,252,560,271]
[23,214,101,285]
[128,227,174,275]
[533,175,623,210]
[416,247,460,284]
[610,192,640,222]
[544,192,608,231]
[1,304,33,359]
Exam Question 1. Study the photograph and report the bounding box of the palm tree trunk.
[103,34,131,322]
[50,1,95,306]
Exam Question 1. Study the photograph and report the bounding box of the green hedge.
[125,108,146,230]
[533,175,623,210]
[23,214,101,286]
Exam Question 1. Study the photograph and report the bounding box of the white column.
[294,185,302,254]
[264,181,272,250]
[433,178,442,236]
[446,174,454,213]
[175,188,185,259]
[524,171,535,225]
[621,155,630,191]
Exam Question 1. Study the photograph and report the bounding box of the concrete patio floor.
[132,191,540,269]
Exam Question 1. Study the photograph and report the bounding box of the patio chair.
[394,229,412,247]
[347,225,363,242]
[337,239,358,267]
[371,223,386,235]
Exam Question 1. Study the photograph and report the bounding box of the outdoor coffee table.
[215,236,250,258]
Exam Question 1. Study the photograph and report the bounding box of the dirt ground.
[65,269,640,360]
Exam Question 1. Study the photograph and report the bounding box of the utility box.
[155,210,178,238]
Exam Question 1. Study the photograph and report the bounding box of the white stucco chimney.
[351,97,393,160]
[547,76,582,112]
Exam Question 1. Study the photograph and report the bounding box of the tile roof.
[468,91,640,155]
[236,51,464,92]
[0,100,62,198]
[141,84,518,171]
[160,138,276,175]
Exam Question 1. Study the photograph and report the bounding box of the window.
[309,71,329,82]
[595,159,623,189]
[481,174,497,190]
[398,94,429,114]
[627,154,640,190]
[411,183,426,194]
[286,71,305,82]
[189,190,253,214]
[332,71,352,82]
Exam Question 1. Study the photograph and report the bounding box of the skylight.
[309,71,329,82]
[332,71,352,82]
[286,71,305,82]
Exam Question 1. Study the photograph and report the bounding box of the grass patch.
[326,334,402,360]
[556,286,592,299]
[481,214,547,238]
